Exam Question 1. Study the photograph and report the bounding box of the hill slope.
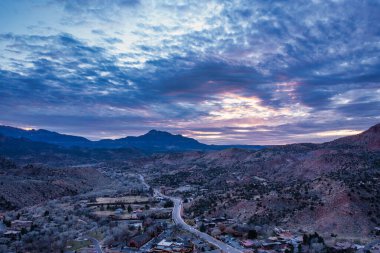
[0,134,144,166]
[138,123,380,240]
[0,157,112,211]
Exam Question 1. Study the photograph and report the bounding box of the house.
[211,217,226,223]
[277,231,294,240]
[114,208,124,215]
[261,241,282,250]
[128,233,152,248]
[206,222,216,228]
[11,220,32,231]
[330,242,355,252]
[129,222,143,230]
[241,239,261,248]
[150,238,194,252]
[3,230,20,239]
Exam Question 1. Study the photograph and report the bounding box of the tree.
[302,234,309,245]
[247,229,257,239]
[3,219,11,227]
[164,200,174,208]
[200,223,206,232]
[21,227,28,235]
[145,204,150,210]
[127,205,133,213]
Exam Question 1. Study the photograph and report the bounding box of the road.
[138,174,243,253]
[138,174,150,189]
[89,237,103,253]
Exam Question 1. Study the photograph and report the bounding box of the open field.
[95,196,152,204]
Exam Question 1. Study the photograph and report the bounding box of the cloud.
[0,0,379,144]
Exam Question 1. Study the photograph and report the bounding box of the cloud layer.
[0,0,379,144]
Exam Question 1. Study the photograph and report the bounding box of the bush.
[247,229,257,239]
[127,205,133,213]
[200,223,206,232]
[163,200,174,208]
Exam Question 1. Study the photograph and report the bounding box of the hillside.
[327,123,380,151]
[0,134,144,166]
[0,157,112,211]
[139,123,380,240]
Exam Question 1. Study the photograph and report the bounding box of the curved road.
[89,237,103,253]
[138,174,243,253]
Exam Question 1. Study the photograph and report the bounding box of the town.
[1,167,379,253]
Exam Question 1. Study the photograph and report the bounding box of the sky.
[0,0,379,145]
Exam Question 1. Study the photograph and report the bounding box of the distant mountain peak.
[144,129,173,136]
[0,125,263,151]
[366,123,380,134]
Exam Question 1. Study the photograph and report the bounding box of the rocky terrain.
[139,123,380,241]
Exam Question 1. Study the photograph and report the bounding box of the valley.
[0,124,379,252]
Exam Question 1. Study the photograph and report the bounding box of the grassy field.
[88,230,104,241]
[66,239,91,251]
[96,196,151,204]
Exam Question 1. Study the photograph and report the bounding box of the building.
[241,239,261,248]
[150,238,194,253]
[11,220,32,231]
[3,230,20,240]
[114,208,124,215]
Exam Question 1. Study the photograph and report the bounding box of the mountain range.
[0,125,263,152]
[0,123,379,241]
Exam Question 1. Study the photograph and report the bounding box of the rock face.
[140,123,380,239]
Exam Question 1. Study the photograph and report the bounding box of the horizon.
[1,1,379,144]
[0,123,372,146]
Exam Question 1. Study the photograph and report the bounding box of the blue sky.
[0,0,379,144]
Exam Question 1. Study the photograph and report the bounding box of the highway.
[138,174,243,253]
